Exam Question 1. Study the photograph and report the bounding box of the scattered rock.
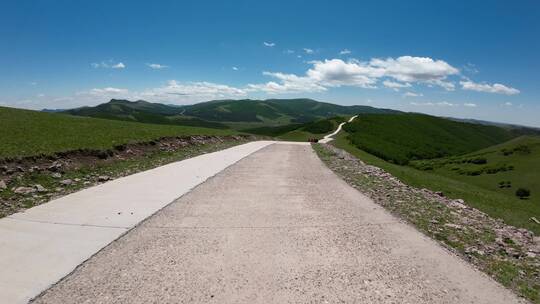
[530,217,540,225]
[48,162,62,172]
[444,223,463,230]
[50,172,62,178]
[34,184,47,193]
[14,186,36,194]
[435,191,444,197]
[0,180,7,190]
[60,179,73,186]
[98,175,110,182]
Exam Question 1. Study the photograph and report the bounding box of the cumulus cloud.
[147,63,168,69]
[232,66,239,71]
[263,41,275,47]
[303,48,314,54]
[247,56,459,94]
[460,80,519,95]
[503,102,513,106]
[91,60,126,69]
[339,49,351,55]
[463,103,477,107]
[284,49,295,54]
[369,56,459,86]
[247,72,326,94]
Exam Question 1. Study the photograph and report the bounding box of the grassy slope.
[0,106,236,158]
[333,132,540,234]
[344,113,515,164]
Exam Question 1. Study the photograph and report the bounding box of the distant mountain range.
[62,98,400,129]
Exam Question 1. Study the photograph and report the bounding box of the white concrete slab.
[0,140,274,304]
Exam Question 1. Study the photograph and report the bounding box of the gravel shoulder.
[33,143,523,303]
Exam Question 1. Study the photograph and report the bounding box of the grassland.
[343,113,515,164]
[0,106,236,158]
[333,132,540,234]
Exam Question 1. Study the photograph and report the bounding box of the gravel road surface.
[33,143,523,304]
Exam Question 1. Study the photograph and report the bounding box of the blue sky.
[1,0,539,126]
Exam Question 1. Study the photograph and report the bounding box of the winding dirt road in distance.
[33,143,522,304]
[319,115,357,143]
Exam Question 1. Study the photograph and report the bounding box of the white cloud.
[263,41,275,47]
[303,48,314,54]
[247,72,326,94]
[91,60,126,69]
[463,63,479,74]
[460,80,519,95]
[147,63,168,69]
[86,87,129,95]
[403,92,423,97]
[74,81,247,106]
[463,103,477,107]
[284,49,295,54]
[410,101,456,107]
[339,49,351,55]
[140,80,246,101]
[232,66,239,71]
[369,56,459,87]
[247,56,459,94]
[504,102,513,106]
[112,62,125,69]
[383,80,411,91]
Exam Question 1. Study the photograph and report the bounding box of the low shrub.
[516,188,531,199]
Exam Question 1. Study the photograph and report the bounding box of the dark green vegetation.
[343,113,515,165]
[333,128,540,234]
[314,143,540,303]
[65,98,397,130]
[0,106,235,158]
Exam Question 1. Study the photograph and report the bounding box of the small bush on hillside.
[514,144,531,154]
[516,188,531,199]
[498,181,512,188]
[468,157,487,164]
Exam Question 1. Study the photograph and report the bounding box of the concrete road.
[0,141,274,304]
[33,144,522,304]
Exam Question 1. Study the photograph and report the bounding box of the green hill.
[65,98,399,129]
[0,106,235,158]
[65,99,229,129]
[343,113,516,165]
[182,98,398,124]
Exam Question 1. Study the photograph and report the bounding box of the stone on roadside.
[51,172,62,178]
[14,186,36,194]
[34,184,47,192]
[60,179,73,186]
[98,175,110,182]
